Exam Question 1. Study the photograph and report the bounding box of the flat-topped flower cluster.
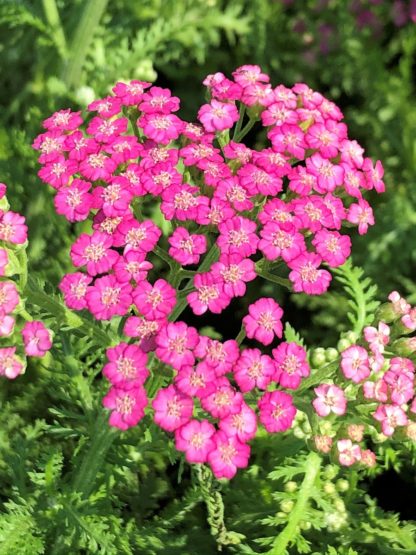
[34,65,386,478]
[0,183,52,379]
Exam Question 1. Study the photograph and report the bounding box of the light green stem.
[256,269,291,289]
[42,0,67,59]
[61,0,109,90]
[268,451,322,555]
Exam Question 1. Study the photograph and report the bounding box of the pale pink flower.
[0,281,19,315]
[340,345,370,383]
[313,384,347,417]
[0,347,24,379]
[337,439,361,466]
[373,404,408,436]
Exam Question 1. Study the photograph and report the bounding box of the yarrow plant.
[0,183,53,379]
[33,65,391,479]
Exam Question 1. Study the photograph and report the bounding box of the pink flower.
[54,179,93,222]
[201,379,242,419]
[198,100,239,132]
[361,449,376,467]
[214,177,253,212]
[112,80,151,105]
[288,252,332,295]
[0,347,24,379]
[114,251,153,283]
[103,384,148,430]
[160,184,202,222]
[59,272,92,310]
[0,281,19,315]
[175,419,216,463]
[337,439,361,466]
[347,199,375,235]
[402,308,416,331]
[138,113,183,144]
[272,342,310,389]
[362,158,385,193]
[347,424,365,442]
[373,405,408,436]
[268,124,307,159]
[364,322,390,353]
[233,64,269,86]
[243,298,284,346]
[312,384,347,417]
[92,180,133,217]
[114,219,162,255]
[187,272,230,315]
[340,345,370,383]
[210,255,256,298]
[219,402,257,442]
[174,363,216,398]
[38,156,78,189]
[155,321,199,370]
[168,228,207,266]
[238,164,282,196]
[79,152,116,182]
[21,321,52,357]
[140,86,180,114]
[306,153,344,193]
[133,279,176,320]
[103,343,148,385]
[70,231,119,276]
[0,248,8,276]
[87,116,128,143]
[305,122,339,158]
[258,390,297,433]
[43,109,83,131]
[233,348,276,392]
[194,336,240,376]
[0,211,28,244]
[152,385,193,432]
[208,431,250,479]
[312,230,351,267]
[217,216,258,257]
[86,275,132,320]
[0,314,14,337]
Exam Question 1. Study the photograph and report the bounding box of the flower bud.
[335,479,349,492]
[375,302,399,323]
[405,422,416,441]
[334,499,346,513]
[323,465,339,480]
[325,347,338,362]
[311,347,327,367]
[337,338,351,352]
[280,500,294,513]
[323,481,336,495]
[391,338,416,356]
[284,481,298,493]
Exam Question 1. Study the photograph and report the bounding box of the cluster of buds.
[34,65,385,478]
[0,183,52,379]
[313,291,416,467]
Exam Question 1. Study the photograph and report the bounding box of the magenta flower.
[103,384,148,430]
[312,230,351,267]
[243,298,284,346]
[168,227,207,266]
[21,321,52,357]
[194,337,239,376]
[198,99,239,132]
[219,402,257,442]
[86,275,132,320]
[140,86,180,114]
[43,109,82,131]
[0,314,14,337]
[175,363,216,398]
[312,384,347,417]
[0,248,8,276]
[340,345,370,383]
[114,251,153,283]
[201,379,242,419]
[175,419,216,463]
[233,348,276,392]
[112,80,151,105]
[211,255,256,298]
[133,279,176,321]
[238,164,283,196]
[272,342,310,389]
[187,272,230,315]
[92,181,133,218]
[54,179,93,222]
[59,272,92,310]
[103,343,148,385]
[258,390,297,433]
[347,199,375,235]
[115,219,161,255]
[207,431,250,479]
[288,252,332,295]
[217,216,258,257]
[138,113,183,144]
[70,231,119,276]
[155,321,199,370]
[152,385,193,432]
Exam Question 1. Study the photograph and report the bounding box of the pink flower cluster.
[313,291,416,467]
[0,183,52,379]
[34,66,385,478]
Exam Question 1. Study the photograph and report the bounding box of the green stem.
[256,269,291,289]
[235,118,257,142]
[42,0,67,59]
[232,104,246,141]
[17,248,28,291]
[268,452,322,555]
[72,413,117,498]
[61,0,109,90]
[235,328,246,346]
[154,245,176,269]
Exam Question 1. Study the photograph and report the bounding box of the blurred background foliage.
[1,1,416,553]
